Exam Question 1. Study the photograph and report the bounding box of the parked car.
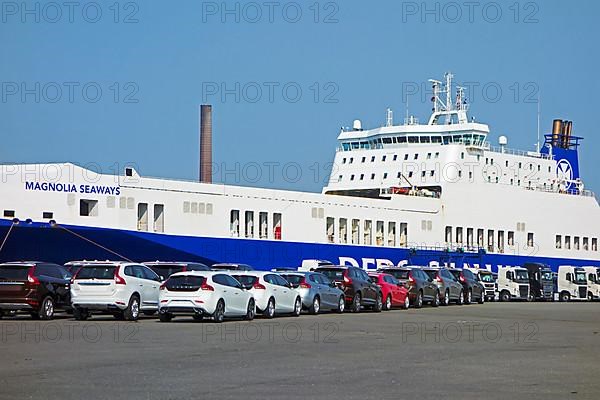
[231,272,301,318]
[144,261,210,279]
[448,268,485,304]
[158,271,255,322]
[0,262,72,320]
[279,271,345,314]
[315,266,383,312]
[70,261,162,321]
[211,263,254,271]
[368,272,410,310]
[422,267,464,305]
[377,266,439,307]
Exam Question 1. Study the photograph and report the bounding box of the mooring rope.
[54,224,134,262]
[0,222,15,254]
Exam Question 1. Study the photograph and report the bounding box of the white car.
[70,261,162,321]
[231,272,302,318]
[158,271,255,323]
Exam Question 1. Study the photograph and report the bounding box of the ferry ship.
[0,73,598,272]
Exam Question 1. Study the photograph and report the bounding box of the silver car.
[280,272,345,314]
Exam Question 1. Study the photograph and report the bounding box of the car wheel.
[263,297,275,318]
[442,290,450,306]
[293,297,302,317]
[245,299,255,321]
[309,296,320,315]
[560,291,570,302]
[39,297,55,320]
[402,295,410,310]
[213,300,225,323]
[336,296,345,313]
[159,313,172,322]
[193,314,204,321]
[478,291,485,304]
[123,295,140,321]
[466,290,472,305]
[457,290,464,305]
[415,290,423,309]
[383,295,392,311]
[351,293,361,313]
[500,291,511,302]
[373,292,383,313]
[73,307,89,321]
[432,290,440,307]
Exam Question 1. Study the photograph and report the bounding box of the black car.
[448,268,485,304]
[377,266,439,307]
[0,262,72,320]
[211,263,254,271]
[143,261,210,279]
[423,267,464,306]
[316,266,383,312]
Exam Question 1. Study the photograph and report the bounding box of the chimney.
[199,104,212,183]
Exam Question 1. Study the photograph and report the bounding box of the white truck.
[556,265,588,301]
[582,266,600,301]
[496,266,530,301]
[464,267,496,301]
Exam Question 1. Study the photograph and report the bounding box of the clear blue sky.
[1,0,598,193]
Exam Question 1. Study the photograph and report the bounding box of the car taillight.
[159,281,168,291]
[435,274,443,283]
[200,282,214,291]
[253,282,266,290]
[27,268,40,285]
[459,275,466,282]
[299,277,311,289]
[408,274,415,283]
[114,268,126,285]
[343,271,352,285]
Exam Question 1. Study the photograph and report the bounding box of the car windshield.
[423,270,437,280]
[281,274,303,285]
[479,272,494,282]
[382,269,409,279]
[0,265,29,281]
[574,271,587,284]
[76,266,116,279]
[233,275,258,287]
[165,275,205,291]
[148,265,185,277]
[318,269,344,281]
[449,270,461,280]
[514,270,529,282]
[541,271,553,281]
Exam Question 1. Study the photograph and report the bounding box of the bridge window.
[375,221,384,246]
[351,219,360,244]
[259,212,268,239]
[467,228,474,248]
[527,233,534,247]
[398,137,407,143]
[408,137,419,144]
[326,217,335,243]
[476,229,484,247]
[399,223,408,246]
[382,137,392,144]
[420,136,430,143]
[583,237,589,251]
[456,227,463,244]
[364,220,372,245]
[339,218,348,244]
[136,203,147,231]
[593,238,597,251]
[445,226,452,244]
[498,231,505,253]
[565,236,571,250]
[443,136,452,144]
[153,204,164,233]
[431,136,442,143]
[245,211,255,238]
[555,235,562,249]
[487,230,494,252]
[388,222,396,246]
[574,236,580,250]
[508,231,515,246]
[273,213,282,240]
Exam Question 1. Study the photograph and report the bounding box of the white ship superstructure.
[0,73,598,271]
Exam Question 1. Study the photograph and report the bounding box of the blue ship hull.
[0,218,592,272]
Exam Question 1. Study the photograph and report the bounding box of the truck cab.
[496,266,530,302]
[581,266,600,301]
[464,267,496,301]
[556,266,588,301]
[524,263,554,301]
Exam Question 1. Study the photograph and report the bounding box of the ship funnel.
[552,119,562,147]
[199,104,213,183]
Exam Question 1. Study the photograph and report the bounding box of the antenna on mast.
[536,91,541,152]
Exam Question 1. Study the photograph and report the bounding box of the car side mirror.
[159,276,165,282]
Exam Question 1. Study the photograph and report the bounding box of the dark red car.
[368,273,410,310]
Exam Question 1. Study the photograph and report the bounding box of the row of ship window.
[342,152,440,164]
[229,210,283,240]
[445,226,533,253]
[325,218,409,247]
[340,134,487,151]
[555,235,598,252]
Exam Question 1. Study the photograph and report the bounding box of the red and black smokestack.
[199,104,212,183]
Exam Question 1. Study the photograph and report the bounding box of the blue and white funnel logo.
[556,159,573,188]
